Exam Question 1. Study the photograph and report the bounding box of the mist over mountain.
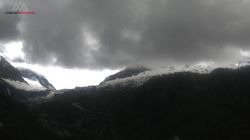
[101,65,150,83]
[17,67,56,91]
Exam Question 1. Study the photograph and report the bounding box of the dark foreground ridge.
[1,58,250,139]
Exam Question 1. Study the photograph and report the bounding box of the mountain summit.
[0,56,26,83]
[102,65,150,83]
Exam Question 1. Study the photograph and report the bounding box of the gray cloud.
[0,1,21,42]
[3,0,250,68]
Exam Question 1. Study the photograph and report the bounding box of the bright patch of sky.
[12,62,119,89]
[1,41,250,89]
[240,49,250,57]
[0,41,25,60]
[0,41,119,89]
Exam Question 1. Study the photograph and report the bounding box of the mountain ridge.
[17,67,56,91]
[2,55,250,139]
[101,65,150,84]
[0,56,26,83]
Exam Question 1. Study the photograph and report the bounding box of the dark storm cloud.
[0,1,21,42]
[4,0,250,68]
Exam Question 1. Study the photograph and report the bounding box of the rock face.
[102,65,149,83]
[17,67,56,91]
[0,56,26,83]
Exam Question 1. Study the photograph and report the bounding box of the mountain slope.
[18,67,56,91]
[0,56,49,100]
[0,56,26,82]
[2,54,250,139]
[0,57,60,140]
[101,65,149,83]
[37,65,250,140]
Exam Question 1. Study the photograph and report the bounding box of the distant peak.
[101,65,150,83]
[0,56,26,83]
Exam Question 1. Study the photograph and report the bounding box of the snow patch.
[2,78,46,91]
[23,77,44,88]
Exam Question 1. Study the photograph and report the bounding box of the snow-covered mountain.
[2,54,250,139]
[99,64,215,88]
[99,61,250,88]
[0,56,49,99]
[101,65,150,84]
[0,56,26,83]
[17,67,56,91]
[104,65,150,82]
[41,65,250,140]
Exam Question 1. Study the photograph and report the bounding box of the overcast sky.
[1,0,250,88]
[1,0,250,68]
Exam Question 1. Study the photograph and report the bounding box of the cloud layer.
[0,1,20,42]
[1,0,250,69]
